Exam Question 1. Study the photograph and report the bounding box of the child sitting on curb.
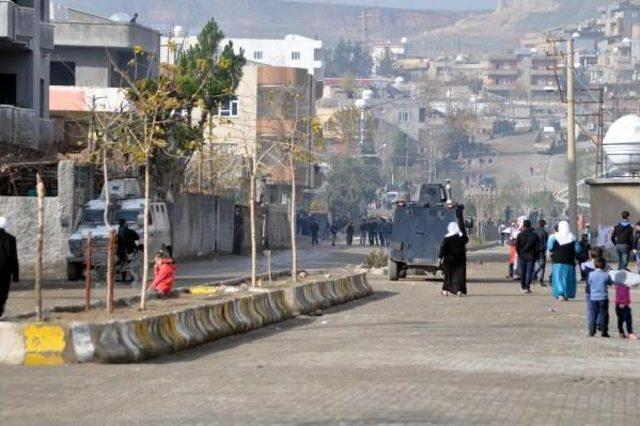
[614,281,637,340]
[587,257,612,338]
[148,251,176,298]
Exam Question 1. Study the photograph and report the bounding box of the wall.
[0,161,90,280]
[586,178,640,239]
[169,194,235,259]
[52,46,110,87]
[238,204,292,253]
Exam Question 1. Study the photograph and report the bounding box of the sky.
[290,0,497,10]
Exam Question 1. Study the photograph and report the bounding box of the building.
[0,0,54,151]
[482,55,520,98]
[48,7,160,152]
[162,32,324,80]
[208,62,318,205]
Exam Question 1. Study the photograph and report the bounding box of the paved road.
[3,254,640,425]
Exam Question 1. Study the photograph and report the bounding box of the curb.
[0,272,372,365]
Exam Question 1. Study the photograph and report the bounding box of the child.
[577,234,591,281]
[148,251,176,297]
[615,281,637,339]
[587,257,612,337]
[581,247,604,330]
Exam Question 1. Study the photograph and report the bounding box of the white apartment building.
[162,31,324,79]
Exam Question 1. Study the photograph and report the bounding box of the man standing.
[330,222,338,247]
[611,211,634,270]
[504,205,513,224]
[117,219,139,283]
[345,221,354,247]
[310,218,319,246]
[533,219,549,286]
[516,219,540,294]
[359,219,367,246]
[0,217,19,318]
[498,221,506,246]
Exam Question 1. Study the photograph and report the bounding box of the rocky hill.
[424,0,613,51]
[54,0,472,43]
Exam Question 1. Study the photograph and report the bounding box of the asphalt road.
[3,248,640,425]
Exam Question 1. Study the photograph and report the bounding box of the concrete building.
[0,0,54,151]
[483,55,520,98]
[208,62,318,205]
[48,7,160,152]
[162,32,324,80]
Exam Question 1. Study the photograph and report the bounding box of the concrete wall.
[0,161,90,280]
[587,178,640,239]
[265,204,292,250]
[51,46,111,87]
[53,21,160,54]
[169,195,235,259]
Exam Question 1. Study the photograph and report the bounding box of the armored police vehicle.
[388,181,469,280]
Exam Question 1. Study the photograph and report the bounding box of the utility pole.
[566,36,578,233]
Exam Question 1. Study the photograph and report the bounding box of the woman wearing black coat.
[439,221,469,296]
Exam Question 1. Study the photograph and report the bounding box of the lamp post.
[566,32,579,233]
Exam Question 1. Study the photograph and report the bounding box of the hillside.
[54,0,472,43]
[422,0,612,51]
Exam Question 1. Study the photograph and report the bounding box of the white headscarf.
[0,217,6,230]
[445,222,463,238]
[555,220,576,246]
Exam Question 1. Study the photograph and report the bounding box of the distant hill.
[422,0,613,51]
[53,0,473,43]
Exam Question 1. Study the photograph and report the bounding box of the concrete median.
[0,271,372,365]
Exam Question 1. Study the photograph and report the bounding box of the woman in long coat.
[439,221,469,296]
[547,220,581,301]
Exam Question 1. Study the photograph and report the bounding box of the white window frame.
[291,51,301,60]
[218,97,239,117]
[398,111,410,123]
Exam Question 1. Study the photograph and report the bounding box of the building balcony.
[484,84,518,93]
[0,0,37,48]
[484,68,519,76]
[0,104,52,151]
[53,20,159,54]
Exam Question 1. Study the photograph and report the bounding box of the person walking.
[504,205,513,223]
[614,280,637,339]
[0,217,19,318]
[438,221,469,297]
[516,219,540,294]
[359,219,367,246]
[330,222,338,247]
[345,221,354,246]
[498,221,507,246]
[548,221,581,301]
[634,221,640,273]
[310,218,319,246]
[533,219,549,286]
[117,219,140,282]
[611,211,634,270]
[577,233,591,282]
[368,219,376,246]
[378,218,387,247]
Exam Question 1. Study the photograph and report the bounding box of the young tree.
[326,157,381,218]
[376,47,397,77]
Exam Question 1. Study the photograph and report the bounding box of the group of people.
[358,217,392,247]
[504,210,640,339]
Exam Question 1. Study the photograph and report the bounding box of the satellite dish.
[603,114,640,173]
[108,12,131,22]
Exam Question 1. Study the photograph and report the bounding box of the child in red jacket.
[148,251,176,297]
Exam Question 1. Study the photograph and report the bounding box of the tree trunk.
[35,174,45,321]
[250,149,258,287]
[290,151,297,282]
[140,156,151,310]
[102,140,115,312]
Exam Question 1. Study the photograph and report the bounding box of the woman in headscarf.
[547,220,581,301]
[439,221,469,296]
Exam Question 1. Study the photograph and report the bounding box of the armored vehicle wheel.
[389,259,400,281]
[398,268,407,279]
[67,262,83,281]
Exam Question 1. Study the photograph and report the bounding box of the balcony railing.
[0,0,37,46]
[0,104,52,150]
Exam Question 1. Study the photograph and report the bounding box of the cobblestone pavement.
[2,260,640,425]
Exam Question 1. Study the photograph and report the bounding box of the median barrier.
[0,271,371,365]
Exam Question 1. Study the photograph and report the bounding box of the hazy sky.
[291,0,497,10]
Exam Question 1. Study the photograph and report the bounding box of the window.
[50,61,76,86]
[398,112,410,123]
[218,97,239,117]
[0,74,17,105]
[253,51,263,60]
[419,107,427,123]
[291,51,301,60]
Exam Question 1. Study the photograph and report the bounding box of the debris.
[298,271,309,279]
[314,309,323,316]
[320,320,327,325]
[323,274,332,279]
[548,308,557,313]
